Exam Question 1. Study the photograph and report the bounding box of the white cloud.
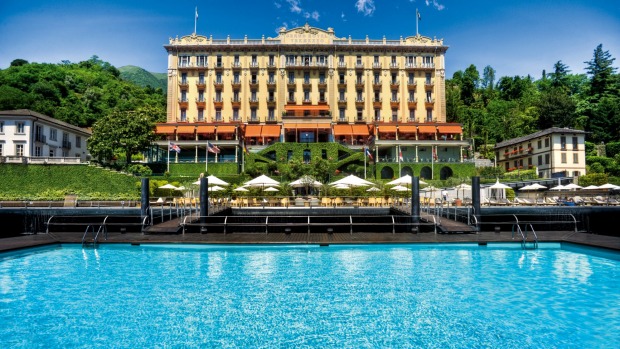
[425,0,445,11]
[274,2,281,9]
[304,11,319,21]
[341,12,347,22]
[355,0,375,16]
[287,0,302,14]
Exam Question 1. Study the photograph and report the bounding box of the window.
[356,73,363,84]
[538,140,542,149]
[268,108,275,121]
[339,109,345,121]
[339,55,344,63]
[49,148,54,157]
[197,109,204,121]
[316,55,326,65]
[356,55,362,65]
[198,90,204,102]
[49,128,57,141]
[179,55,189,67]
[339,73,345,84]
[409,91,415,102]
[374,73,380,84]
[0,143,3,156]
[357,109,363,121]
[319,91,325,102]
[215,109,222,121]
[406,55,415,66]
[232,109,239,121]
[426,109,433,122]
[423,56,434,67]
[302,55,311,65]
[288,90,295,102]
[391,55,397,64]
[538,155,542,166]
[16,122,25,134]
[215,91,222,102]
[197,55,207,67]
[374,109,381,121]
[374,91,380,102]
[216,55,222,67]
[573,171,581,177]
[268,72,275,83]
[181,90,187,102]
[233,72,240,83]
[374,55,379,63]
[16,144,24,157]
[251,74,257,84]
[198,72,205,84]
[268,91,275,101]
[35,146,42,157]
[251,90,257,102]
[426,91,432,102]
[408,73,415,84]
[573,153,579,164]
[561,153,567,164]
[544,138,549,147]
[356,91,363,102]
[392,111,398,122]
[268,55,275,66]
[339,90,345,101]
[216,73,222,84]
[75,136,81,148]
[250,108,257,121]
[288,71,295,84]
[251,54,257,65]
[304,72,310,84]
[560,136,566,150]
[181,73,187,84]
[572,137,578,150]
[409,110,415,122]
[180,109,187,122]
[287,55,296,65]
[319,73,325,84]
[233,91,239,102]
[392,91,398,102]
[234,55,240,64]
[304,90,310,102]
[545,154,549,165]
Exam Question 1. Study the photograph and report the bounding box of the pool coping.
[1,230,619,253]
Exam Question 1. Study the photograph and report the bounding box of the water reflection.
[553,252,593,284]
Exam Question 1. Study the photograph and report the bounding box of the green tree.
[550,60,571,90]
[537,88,576,129]
[88,106,158,165]
[585,44,617,97]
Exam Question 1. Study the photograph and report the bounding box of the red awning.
[351,125,370,136]
[176,125,195,134]
[196,126,215,134]
[261,125,281,138]
[378,126,397,133]
[244,125,262,137]
[217,125,237,134]
[333,125,352,136]
[418,125,437,134]
[437,125,463,134]
[398,125,417,133]
[155,125,176,134]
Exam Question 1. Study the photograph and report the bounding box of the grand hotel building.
[156,25,466,171]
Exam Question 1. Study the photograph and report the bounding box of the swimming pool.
[0,243,618,348]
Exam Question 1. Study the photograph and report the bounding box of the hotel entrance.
[284,123,331,143]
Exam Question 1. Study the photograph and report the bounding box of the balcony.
[266,97,276,107]
[196,80,206,89]
[267,115,277,122]
[231,61,241,70]
[338,81,347,89]
[287,80,296,89]
[214,62,224,70]
[337,98,347,107]
[355,98,365,108]
[405,63,417,70]
[213,80,224,89]
[249,80,259,89]
[420,63,435,70]
[62,141,72,149]
[337,61,347,69]
[35,134,46,143]
[318,80,327,89]
[372,79,382,90]
[267,79,277,90]
[389,63,399,70]
[231,80,241,90]
[355,79,365,90]
[390,81,399,90]
[196,98,207,108]
[249,98,259,108]
[302,99,312,105]
[213,98,224,108]
[425,80,435,90]
[249,62,259,70]
[231,97,241,108]
[407,80,417,90]
[302,80,312,89]
[355,62,364,70]
[178,80,189,88]
[373,98,382,109]
[178,98,189,108]
[267,62,277,70]
[408,98,417,109]
[372,62,382,70]
[425,98,435,108]
[390,98,400,109]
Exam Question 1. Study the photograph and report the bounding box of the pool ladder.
[81,224,106,247]
[512,223,538,250]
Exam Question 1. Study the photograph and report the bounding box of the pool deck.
[1,229,619,253]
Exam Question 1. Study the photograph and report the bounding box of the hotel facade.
[156,25,468,178]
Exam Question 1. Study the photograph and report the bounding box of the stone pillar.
[140,178,149,219]
[412,176,420,223]
[472,176,481,227]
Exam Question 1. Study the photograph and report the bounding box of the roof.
[495,128,587,149]
[0,109,92,136]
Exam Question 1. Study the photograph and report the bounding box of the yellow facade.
[164,24,447,125]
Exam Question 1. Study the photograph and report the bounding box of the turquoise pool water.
[0,243,618,348]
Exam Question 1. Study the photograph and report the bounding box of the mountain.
[119,65,167,91]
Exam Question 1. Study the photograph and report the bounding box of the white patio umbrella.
[333,184,350,190]
[264,186,279,192]
[192,175,229,186]
[598,183,620,190]
[233,186,249,192]
[563,183,583,190]
[391,185,410,192]
[329,174,374,187]
[386,175,428,186]
[520,183,547,191]
[244,174,280,188]
[549,184,566,191]
[290,175,322,188]
[582,185,600,190]
[455,183,472,198]
[489,180,510,199]
[158,183,178,197]
[208,185,224,192]
[366,187,381,192]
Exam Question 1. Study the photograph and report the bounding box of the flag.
[195,7,198,20]
[169,142,181,153]
[243,143,249,155]
[432,147,438,160]
[399,149,403,162]
[417,9,421,21]
[365,147,373,161]
[207,141,220,154]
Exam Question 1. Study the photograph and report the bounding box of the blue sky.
[1,0,618,79]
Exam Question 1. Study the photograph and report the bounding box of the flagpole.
[364,147,367,179]
[416,8,419,36]
[194,7,198,35]
[398,145,401,176]
[167,141,170,173]
[205,143,208,173]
